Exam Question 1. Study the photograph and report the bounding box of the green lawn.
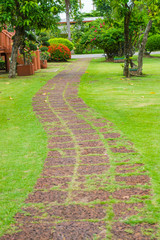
[79,56,160,222]
[0,62,68,236]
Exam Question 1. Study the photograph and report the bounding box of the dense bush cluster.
[49,38,74,51]
[48,44,71,61]
[146,34,160,53]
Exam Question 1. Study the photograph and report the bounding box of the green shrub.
[0,60,5,70]
[40,51,50,61]
[28,32,36,42]
[40,46,48,52]
[29,43,37,51]
[48,44,71,62]
[49,38,74,51]
[43,41,50,47]
[39,32,47,37]
[146,34,160,53]
[39,36,49,43]
[37,32,50,48]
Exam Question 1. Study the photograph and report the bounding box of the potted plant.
[17,50,35,76]
[40,50,50,69]
[17,32,37,76]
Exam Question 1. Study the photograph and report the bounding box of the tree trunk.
[137,20,152,75]
[123,6,131,78]
[9,29,22,78]
[65,0,71,41]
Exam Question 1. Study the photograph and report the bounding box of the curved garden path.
[1,59,157,239]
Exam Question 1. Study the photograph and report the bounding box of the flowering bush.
[80,19,124,61]
[49,38,74,51]
[48,44,71,62]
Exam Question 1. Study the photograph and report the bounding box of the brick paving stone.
[42,166,74,177]
[78,141,104,148]
[48,142,75,149]
[26,190,68,203]
[76,134,100,141]
[48,204,107,220]
[71,190,110,202]
[45,157,76,166]
[49,136,73,143]
[78,165,110,175]
[52,221,106,240]
[80,147,106,155]
[80,155,109,164]
[35,177,72,190]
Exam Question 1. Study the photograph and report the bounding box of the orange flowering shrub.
[48,44,71,61]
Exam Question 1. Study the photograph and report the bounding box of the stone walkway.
[1,59,157,239]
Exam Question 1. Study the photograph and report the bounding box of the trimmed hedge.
[146,34,160,52]
[49,38,74,51]
[48,44,71,62]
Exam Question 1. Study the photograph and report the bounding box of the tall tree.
[64,0,81,40]
[137,0,160,75]
[0,0,61,78]
[65,0,71,40]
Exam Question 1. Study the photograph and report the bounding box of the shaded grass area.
[79,56,160,225]
[0,62,69,236]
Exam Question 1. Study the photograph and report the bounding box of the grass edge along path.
[79,56,160,236]
[0,62,69,237]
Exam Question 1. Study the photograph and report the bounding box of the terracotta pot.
[40,60,47,69]
[17,64,34,76]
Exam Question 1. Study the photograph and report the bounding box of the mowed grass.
[0,62,68,236]
[79,56,160,219]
